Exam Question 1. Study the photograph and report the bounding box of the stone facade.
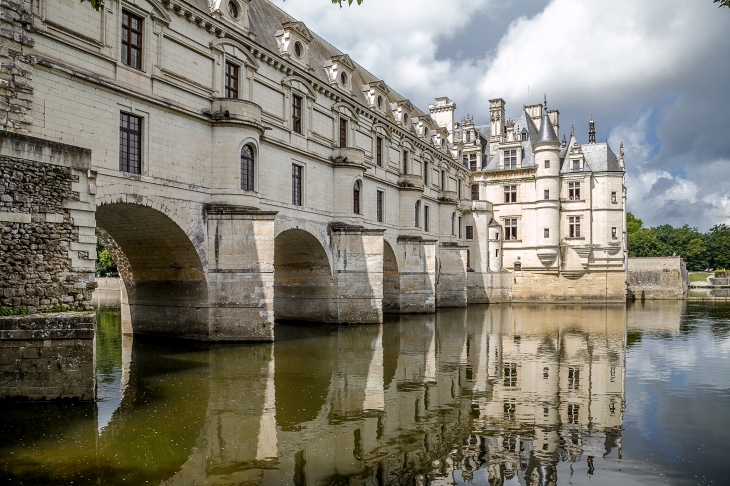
[1,0,628,342]
[627,257,689,300]
[0,311,95,400]
[0,0,35,133]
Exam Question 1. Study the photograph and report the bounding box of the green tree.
[626,212,643,235]
[96,242,118,277]
[706,224,730,269]
[628,228,667,258]
[652,224,708,270]
[715,0,730,7]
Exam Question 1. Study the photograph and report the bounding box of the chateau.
[0,0,627,340]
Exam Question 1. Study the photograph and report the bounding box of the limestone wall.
[512,271,626,302]
[0,132,97,313]
[0,312,95,400]
[627,257,688,300]
[0,0,34,134]
[467,271,512,303]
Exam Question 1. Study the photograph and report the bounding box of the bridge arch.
[273,228,335,322]
[96,201,210,339]
[383,239,400,313]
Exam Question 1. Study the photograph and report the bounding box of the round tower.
[534,97,561,269]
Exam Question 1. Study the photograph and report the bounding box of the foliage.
[43,304,84,313]
[80,0,103,11]
[96,242,119,277]
[714,0,730,7]
[332,0,363,5]
[0,306,30,316]
[626,213,730,271]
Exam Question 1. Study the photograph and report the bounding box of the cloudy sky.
[272,0,730,231]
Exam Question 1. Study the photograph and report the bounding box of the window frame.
[292,94,303,134]
[119,112,142,175]
[569,216,581,238]
[469,153,477,171]
[403,149,409,174]
[339,117,348,148]
[544,189,550,200]
[424,205,430,232]
[240,144,255,191]
[471,184,479,201]
[376,136,383,167]
[414,200,421,228]
[458,216,463,239]
[353,180,361,215]
[224,61,239,99]
[505,218,518,240]
[504,149,517,170]
[466,225,474,240]
[545,160,550,169]
[504,185,517,203]
[376,190,384,223]
[291,164,303,206]
[544,228,549,239]
[569,181,581,200]
[121,10,144,71]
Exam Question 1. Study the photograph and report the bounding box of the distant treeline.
[627,213,730,271]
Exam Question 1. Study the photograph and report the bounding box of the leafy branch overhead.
[715,0,730,7]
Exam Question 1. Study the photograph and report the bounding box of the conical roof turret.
[536,96,558,145]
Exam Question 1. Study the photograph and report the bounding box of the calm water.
[2,302,730,485]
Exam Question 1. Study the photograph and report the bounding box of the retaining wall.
[627,257,689,300]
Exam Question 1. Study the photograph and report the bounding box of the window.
[121,11,143,70]
[612,191,618,203]
[403,150,409,174]
[544,228,549,238]
[466,131,471,143]
[458,216,462,238]
[376,190,384,223]
[612,227,617,239]
[294,41,302,58]
[376,137,383,167]
[568,404,579,424]
[292,94,302,134]
[569,182,580,200]
[544,189,550,200]
[423,161,428,186]
[504,149,517,170]
[292,164,302,206]
[463,156,468,167]
[119,112,142,174]
[451,212,456,235]
[377,95,383,109]
[569,216,581,238]
[466,225,473,240]
[504,400,516,421]
[415,200,421,228]
[522,131,527,142]
[458,181,462,200]
[441,170,445,190]
[545,160,550,169]
[469,154,477,171]
[496,249,500,258]
[504,185,517,203]
[572,159,580,171]
[521,148,524,160]
[424,205,430,232]
[471,184,479,201]
[467,249,470,268]
[514,261,522,271]
[227,1,238,17]
[568,366,580,390]
[340,71,348,86]
[504,363,517,387]
[353,180,361,214]
[505,219,517,240]
[240,145,254,191]
[339,118,348,147]
[224,62,239,99]
[543,367,549,379]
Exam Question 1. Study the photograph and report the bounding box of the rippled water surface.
[2,302,730,485]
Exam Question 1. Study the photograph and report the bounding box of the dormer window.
[521,130,527,142]
[466,131,471,143]
[324,54,355,92]
[227,1,238,18]
[572,159,581,171]
[377,95,383,109]
[340,72,348,86]
[294,42,302,58]
[274,21,312,66]
[403,113,409,124]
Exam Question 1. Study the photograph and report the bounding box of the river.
[1,301,729,485]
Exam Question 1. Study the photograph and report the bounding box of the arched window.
[353,180,361,214]
[451,212,456,235]
[415,200,421,228]
[241,144,255,191]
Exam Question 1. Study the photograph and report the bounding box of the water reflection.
[3,302,730,485]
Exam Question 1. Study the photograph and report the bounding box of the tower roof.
[536,98,559,145]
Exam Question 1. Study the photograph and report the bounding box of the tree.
[628,228,667,258]
[706,224,730,269]
[715,0,730,7]
[96,242,118,277]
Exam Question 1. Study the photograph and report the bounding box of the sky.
[272,0,730,232]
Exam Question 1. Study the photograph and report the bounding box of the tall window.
[612,227,617,239]
[545,160,550,169]
[423,161,428,186]
[568,366,580,390]
[504,363,517,387]
[467,249,470,268]
[522,131,527,142]
[292,164,302,206]
[569,216,581,238]
[466,225,473,240]
[611,191,617,203]
[424,205,430,232]
[414,200,421,228]
[376,136,383,167]
[339,118,348,147]
[441,170,445,190]
[505,219,518,240]
[544,228,550,239]
[469,154,477,171]
[403,150,409,174]
[240,145,254,191]
[466,131,471,143]
[376,190,384,223]
[544,189,550,200]
[458,216,462,238]
[225,62,239,99]
[292,94,302,134]
[451,212,456,235]
[504,149,517,169]
[353,180,361,214]
[458,181,462,200]
[504,185,517,203]
[568,404,579,424]
[471,184,479,201]
[462,156,468,167]
[569,182,581,200]
[119,112,142,174]
[121,11,143,70]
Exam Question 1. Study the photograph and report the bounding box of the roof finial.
[570,124,575,138]
[543,94,547,110]
[588,115,596,144]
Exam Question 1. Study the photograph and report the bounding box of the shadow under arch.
[274,228,335,322]
[383,239,400,313]
[96,203,209,339]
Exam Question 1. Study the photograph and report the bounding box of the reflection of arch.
[96,202,209,338]
[274,228,335,322]
[383,240,400,313]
